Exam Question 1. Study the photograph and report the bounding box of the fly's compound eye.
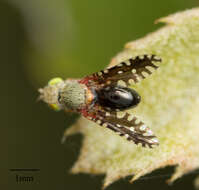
[47,77,64,111]
[49,103,61,111]
[48,77,63,86]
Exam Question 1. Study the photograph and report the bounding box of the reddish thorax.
[80,108,96,119]
[79,76,97,86]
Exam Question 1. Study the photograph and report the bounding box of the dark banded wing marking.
[93,55,161,86]
[84,108,159,148]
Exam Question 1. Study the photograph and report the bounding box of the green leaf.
[63,8,199,188]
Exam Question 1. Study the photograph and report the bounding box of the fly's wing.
[92,55,161,86]
[79,54,161,147]
[83,108,159,148]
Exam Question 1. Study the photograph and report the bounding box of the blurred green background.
[2,0,199,189]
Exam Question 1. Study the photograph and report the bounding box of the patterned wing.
[82,108,159,148]
[92,54,161,86]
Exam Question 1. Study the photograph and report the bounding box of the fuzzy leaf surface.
[64,8,199,188]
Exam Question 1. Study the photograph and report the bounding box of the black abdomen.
[97,85,141,111]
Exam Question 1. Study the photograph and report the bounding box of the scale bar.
[10,169,40,172]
